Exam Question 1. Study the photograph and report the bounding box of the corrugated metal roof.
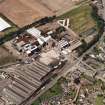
[27,27,41,38]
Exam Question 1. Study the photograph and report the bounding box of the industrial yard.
[0,0,104,105]
[0,16,82,105]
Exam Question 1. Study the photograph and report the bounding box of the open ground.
[0,0,75,27]
[0,45,17,66]
[58,1,97,35]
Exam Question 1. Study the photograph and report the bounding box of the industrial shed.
[27,27,41,38]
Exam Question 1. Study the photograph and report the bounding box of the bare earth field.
[0,0,75,27]
[0,46,17,66]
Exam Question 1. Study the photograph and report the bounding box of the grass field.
[59,3,97,35]
[32,80,63,105]
[4,26,18,35]
[95,96,104,105]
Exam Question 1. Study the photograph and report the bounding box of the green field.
[59,4,97,35]
[95,96,104,105]
[32,82,62,105]
[4,26,18,35]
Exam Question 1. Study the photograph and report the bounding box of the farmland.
[0,0,75,27]
[59,3,97,35]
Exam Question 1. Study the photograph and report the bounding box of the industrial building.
[13,27,52,56]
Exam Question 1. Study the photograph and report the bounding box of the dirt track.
[0,0,75,27]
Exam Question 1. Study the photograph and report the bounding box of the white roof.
[26,50,31,54]
[27,27,41,38]
[41,36,51,42]
[37,36,51,45]
[62,50,68,55]
[59,40,69,48]
[0,17,11,31]
[25,45,37,54]
[37,38,44,45]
